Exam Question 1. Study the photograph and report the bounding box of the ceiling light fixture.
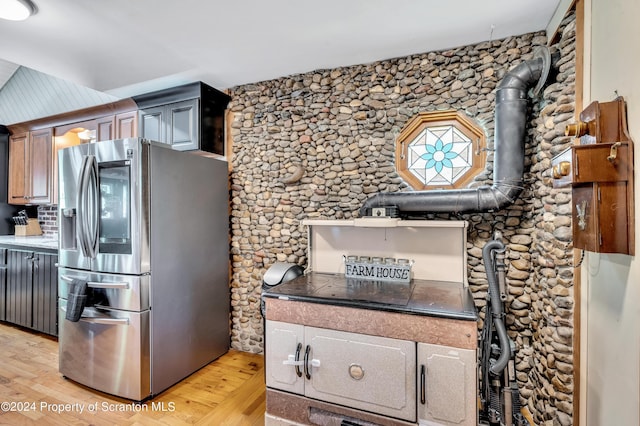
[0,0,37,21]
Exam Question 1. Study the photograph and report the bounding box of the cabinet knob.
[348,363,365,380]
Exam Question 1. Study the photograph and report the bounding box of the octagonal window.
[395,111,486,190]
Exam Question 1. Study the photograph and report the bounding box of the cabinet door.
[417,343,477,426]
[96,116,115,141]
[573,182,630,254]
[6,249,33,328]
[8,132,28,204]
[0,248,7,321]
[28,128,53,204]
[167,99,199,151]
[32,252,58,336]
[116,111,138,139]
[265,320,305,395]
[305,326,416,422]
[139,106,165,144]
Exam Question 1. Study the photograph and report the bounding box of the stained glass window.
[395,111,486,190]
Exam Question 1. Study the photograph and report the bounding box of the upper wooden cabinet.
[55,110,138,144]
[134,82,230,154]
[115,111,137,139]
[8,128,53,205]
[50,110,138,204]
[5,83,229,206]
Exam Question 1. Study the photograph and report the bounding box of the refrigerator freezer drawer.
[58,299,150,400]
[58,267,150,311]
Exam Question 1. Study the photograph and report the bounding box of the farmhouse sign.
[344,256,412,283]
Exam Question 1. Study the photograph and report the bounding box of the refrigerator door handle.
[77,155,91,258]
[80,317,129,326]
[86,155,99,258]
[60,305,130,325]
[60,274,130,290]
[77,155,99,259]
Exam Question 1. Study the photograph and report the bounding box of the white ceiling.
[0,0,564,102]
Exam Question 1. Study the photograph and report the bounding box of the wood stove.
[262,218,478,426]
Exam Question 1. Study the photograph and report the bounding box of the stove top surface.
[264,272,477,320]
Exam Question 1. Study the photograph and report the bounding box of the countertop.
[0,235,59,251]
[263,272,478,321]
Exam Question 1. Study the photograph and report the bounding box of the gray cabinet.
[134,82,230,155]
[32,251,58,335]
[4,248,58,335]
[0,248,6,321]
[139,99,199,151]
[6,249,32,328]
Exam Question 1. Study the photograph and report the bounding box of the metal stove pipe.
[360,47,558,216]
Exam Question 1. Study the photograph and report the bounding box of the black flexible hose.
[482,239,511,375]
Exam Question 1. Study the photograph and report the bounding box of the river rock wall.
[228,13,576,425]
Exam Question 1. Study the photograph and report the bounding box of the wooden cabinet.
[571,143,632,254]
[552,96,635,255]
[5,85,228,209]
[95,115,116,141]
[96,111,138,141]
[115,111,137,139]
[8,128,53,205]
[51,110,138,203]
[4,248,58,335]
[57,110,138,144]
[134,82,230,154]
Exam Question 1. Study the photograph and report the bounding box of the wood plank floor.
[0,323,266,425]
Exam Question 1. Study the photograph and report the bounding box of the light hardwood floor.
[0,323,266,425]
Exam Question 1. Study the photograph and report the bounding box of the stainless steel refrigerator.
[57,138,230,400]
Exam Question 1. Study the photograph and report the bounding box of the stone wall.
[228,14,576,425]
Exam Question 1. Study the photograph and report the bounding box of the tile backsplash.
[37,205,58,236]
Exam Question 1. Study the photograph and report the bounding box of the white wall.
[582,0,640,425]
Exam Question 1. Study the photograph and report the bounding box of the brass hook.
[607,142,622,162]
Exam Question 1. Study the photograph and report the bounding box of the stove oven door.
[266,321,416,422]
[305,326,416,422]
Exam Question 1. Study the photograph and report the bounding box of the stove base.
[266,389,416,426]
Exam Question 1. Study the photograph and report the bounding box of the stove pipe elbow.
[360,46,558,216]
